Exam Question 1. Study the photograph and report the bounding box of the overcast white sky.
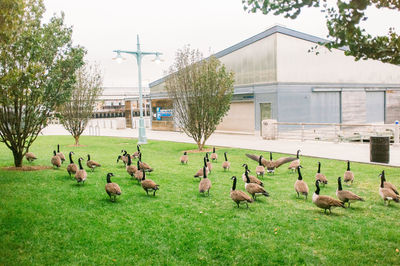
[43,0,400,87]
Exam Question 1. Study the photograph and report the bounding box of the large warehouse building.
[148,25,400,134]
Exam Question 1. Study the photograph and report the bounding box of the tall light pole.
[113,35,162,144]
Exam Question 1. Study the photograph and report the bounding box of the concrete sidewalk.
[41,125,400,167]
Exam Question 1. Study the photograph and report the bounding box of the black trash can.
[370,136,390,163]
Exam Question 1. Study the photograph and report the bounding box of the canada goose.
[230,176,253,208]
[132,144,141,159]
[222,152,231,171]
[344,160,354,185]
[312,180,344,214]
[51,150,61,168]
[380,170,399,195]
[25,152,37,162]
[199,166,212,196]
[294,165,309,199]
[246,152,296,174]
[117,150,128,165]
[255,155,265,178]
[315,162,328,186]
[379,171,400,205]
[141,170,159,196]
[66,151,78,177]
[134,160,144,183]
[86,154,101,172]
[105,173,121,202]
[242,164,263,187]
[56,144,65,163]
[336,177,364,207]
[180,151,188,164]
[288,150,301,172]
[138,153,153,172]
[194,157,209,178]
[210,147,218,162]
[126,153,138,178]
[244,170,269,200]
[205,153,213,173]
[75,157,87,184]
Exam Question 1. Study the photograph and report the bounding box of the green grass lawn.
[0,136,399,265]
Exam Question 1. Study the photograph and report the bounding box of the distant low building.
[149,25,400,134]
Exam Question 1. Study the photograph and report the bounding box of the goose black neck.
[297,167,303,180]
[127,154,132,166]
[296,150,300,159]
[137,160,140,170]
[57,144,60,153]
[142,169,146,180]
[317,162,321,173]
[232,177,237,190]
[347,161,350,171]
[184,152,187,155]
[137,145,140,152]
[259,156,263,166]
[203,167,207,178]
[123,150,127,156]
[69,152,73,164]
[78,159,83,170]
[245,171,250,183]
[203,157,207,167]
[53,150,56,156]
[380,173,385,188]
[139,153,142,161]
[269,152,272,161]
[107,174,112,183]
[338,177,343,191]
[315,181,320,195]
[224,152,228,161]
[87,154,90,161]
[213,147,215,153]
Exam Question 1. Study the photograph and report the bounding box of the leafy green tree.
[242,0,400,64]
[165,46,235,150]
[0,0,85,167]
[59,64,103,146]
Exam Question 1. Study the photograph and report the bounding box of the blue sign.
[156,108,172,121]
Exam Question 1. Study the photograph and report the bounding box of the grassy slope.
[0,136,399,265]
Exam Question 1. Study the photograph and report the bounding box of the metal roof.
[149,25,340,88]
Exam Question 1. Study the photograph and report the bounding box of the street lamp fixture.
[113,35,162,144]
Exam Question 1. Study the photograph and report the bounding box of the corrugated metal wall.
[386,90,400,123]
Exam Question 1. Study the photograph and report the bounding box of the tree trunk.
[74,135,80,145]
[196,141,203,151]
[13,150,23,167]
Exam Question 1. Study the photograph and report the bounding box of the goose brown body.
[67,152,78,177]
[336,177,364,207]
[194,157,209,178]
[132,144,141,159]
[117,150,128,165]
[246,152,296,174]
[379,171,400,205]
[205,153,213,173]
[105,173,121,201]
[199,167,212,196]
[312,180,344,214]
[315,162,328,185]
[25,152,37,162]
[294,166,309,199]
[126,154,137,177]
[244,171,269,200]
[138,153,153,172]
[344,161,354,184]
[210,147,218,162]
[86,154,101,171]
[230,176,253,208]
[56,144,65,163]
[75,158,87,184]
[180,152,188,164]
[222,152,230,171]
[51,150,61,168]
[141,171,159,196]
[288,150,301,172]
[242,164,263,187]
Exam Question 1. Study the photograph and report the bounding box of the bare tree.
[59,64,103,145]
[165,46,234,150]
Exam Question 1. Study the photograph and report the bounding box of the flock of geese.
[25,145,399,213]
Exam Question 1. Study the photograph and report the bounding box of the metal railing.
[264,121,400,144]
